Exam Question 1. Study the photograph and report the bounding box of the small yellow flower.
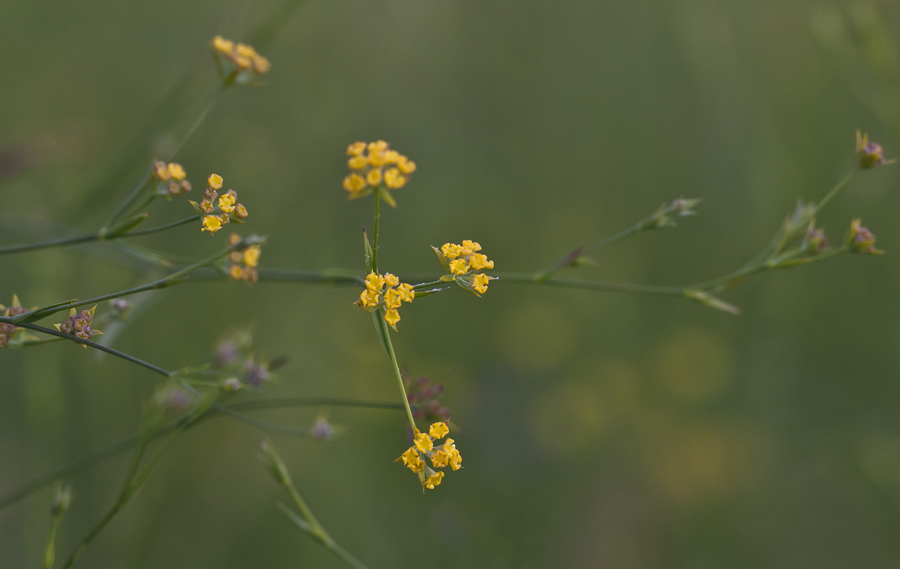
[469,253,494,270]
[243,246,261,268]
[167,163,186,180]
[429,422,449,439]
[211,36,271,80]
[383,168,407,189]
[446,444,462,470]
[357,289,380,309]
[462,240,481,252]
[472,273,490,294]
[235,203,249,219]
[212,36,234,54]
[413,430,433,453]
[384,308,401,329]
[202,215,223,234]
[383,150,400,163]
[366,168,383,186]
[153,161,170,181]
[218,192,236,213]
[397,283,415,302]
[347,141,367,156]
[208,173,223,190]
[397,156,416,174]
[348,155,368,170]
[441,243,462,259]
[368,140,389,153]
[229,265,244,280]
[252,56,271,75]
[399,447,424,473]
[383,273,399,288]
[383,288,402,309]
[368,151,386,168]
[343,173,367,193]
[365,272,385,292]
[430,448,450,469]
[450,259,469,275]
[425,471,444,490]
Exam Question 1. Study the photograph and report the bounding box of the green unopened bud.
[50,484,73,516]
[260,439,292,488]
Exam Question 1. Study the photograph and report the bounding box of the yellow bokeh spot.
[655,327,733,403]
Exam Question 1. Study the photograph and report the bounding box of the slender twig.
[2,321,173,376]
[0,215,201,257]
[376,311,418,431]
[263,441,371,569]
[372,188,381,273]
[0,397,401,512]
[10,237,257,323]
[104,86,225,228]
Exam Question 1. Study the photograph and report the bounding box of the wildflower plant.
[0,10,896,569]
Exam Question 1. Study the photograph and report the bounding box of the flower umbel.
[343,140,416,205]
[404,373,452,423]
[151,160,192,197]
[226,233,262,283]
[433,240,497,296]
[856,130,895,170]
[53,306,102,347]
[355,272,415,330]
[210,36,271,85]
[191,174,248,234]
[396,421,461,491]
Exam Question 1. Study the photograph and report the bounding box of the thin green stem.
[582,225,642,256]
[0,233,100,256]
[265,439,370,569]
[816,171,855,212]
[0,398,401,512]
[491,272,685,295]
[43,500,68,569]
[376,315,418,432]
[0,215,201,257]
[0,321,172,376]
[105,86,225,228]
[14,238,253,323]
[372,188,381,273]
[61,440,149,569]
[124,215,200,237]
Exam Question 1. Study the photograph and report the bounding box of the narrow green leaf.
[371,310,390,356]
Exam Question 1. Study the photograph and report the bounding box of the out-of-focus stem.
[0,215,200,256]
[11,238,255,323]
[0,398,402,512]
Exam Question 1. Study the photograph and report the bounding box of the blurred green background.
[2,0,900,567]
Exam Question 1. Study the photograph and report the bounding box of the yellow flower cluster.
[435,240,496,295]
[343,141,416,203]
[227,233,262,282]
[193,174,248,234]
[151,161,192,196]
[355,272,415,330]
[397,422,461,491]
[211,36,271,78]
